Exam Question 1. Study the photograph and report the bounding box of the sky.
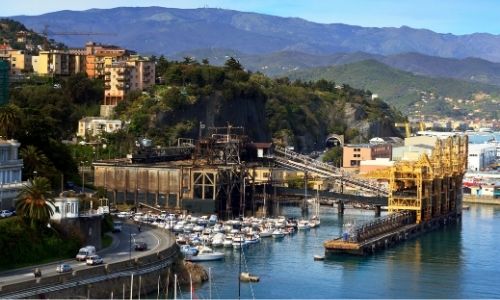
[2,0,500,35]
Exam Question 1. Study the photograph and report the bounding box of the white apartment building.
[468,144,497,171]
[77,117,123,138]
[0,139,25,209]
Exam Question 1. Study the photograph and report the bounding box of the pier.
[324,135,468,255]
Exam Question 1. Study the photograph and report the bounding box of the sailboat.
[309,188,321,228]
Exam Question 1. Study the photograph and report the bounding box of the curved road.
[0,223,173,285]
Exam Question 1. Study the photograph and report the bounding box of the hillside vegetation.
[288,60,500,117]
[113,57,404,152]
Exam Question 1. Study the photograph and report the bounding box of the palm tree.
[15,177,55,227]
[0,103,22,139]
[19,145,50,179]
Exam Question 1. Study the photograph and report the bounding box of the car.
[134,242,148,251]
[56,263,73,273]
[0,210,13,218]
[86,255,104,265]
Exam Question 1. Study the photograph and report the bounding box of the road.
[0,223,173,285]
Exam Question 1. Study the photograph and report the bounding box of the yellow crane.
[394,122,411,138]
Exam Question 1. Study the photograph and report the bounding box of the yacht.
[272,229,286,238]
[185,246,224,261]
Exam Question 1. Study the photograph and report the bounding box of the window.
[354,148,361,152]
[354,154,360,158]
[350,160,360,166]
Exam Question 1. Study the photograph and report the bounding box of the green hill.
[288,60,500,118]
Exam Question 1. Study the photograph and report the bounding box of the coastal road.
[0,223,173,285]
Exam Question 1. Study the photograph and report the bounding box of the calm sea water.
[177,204,500,299]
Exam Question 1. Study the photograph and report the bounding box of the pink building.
[343,143,392,171]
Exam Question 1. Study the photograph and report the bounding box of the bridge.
[272,145,388,196]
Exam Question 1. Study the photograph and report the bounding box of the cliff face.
[343,103,401,140]
[157,91,271,142]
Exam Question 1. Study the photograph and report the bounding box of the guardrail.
[0,234,179,299]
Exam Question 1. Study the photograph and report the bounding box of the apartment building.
[85,42,131,79]
[33,50,85,76]
[343,143,392,171]
[0,139,24,210]
[6,50,32,75]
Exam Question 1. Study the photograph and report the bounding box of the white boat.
[297,220,310,230]
[173,221,185,232]
[245,233,260,244]
[183,223,194,233]
[180,245,199,256]
[185,246,224,261]
[272,229,285,238]
[232,235,248,249]
[259,228,273,238]
[193,225,204,232]
[211,233,225,248]
[222,236,234,248]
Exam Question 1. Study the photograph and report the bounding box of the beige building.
[33,50,85,76]
[343,143,392,171]
[77,117,123,138]
[7,50,32,75]
[101,56,155,117]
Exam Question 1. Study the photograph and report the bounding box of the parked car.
[134,242,148,251]
[0,210,13,218]
[86,255,104,266]
[56,263,73,273]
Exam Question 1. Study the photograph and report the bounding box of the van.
[76,245,96,261]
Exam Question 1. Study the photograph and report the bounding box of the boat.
[259,227,273,238]
[462,205,470,210]
[180,245,199,256]
[232,235,248,249]
[272,229,285,238]
[245,233,260,244]
[209,214,218,225]
[313,255,325,261]
[297,220,310,230]
[240,272,260,283]
[185,246,224,261]
[223,235,234,248]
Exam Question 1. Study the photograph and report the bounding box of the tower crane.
[38,25,116,50]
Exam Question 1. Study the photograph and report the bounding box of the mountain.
[8,6,500,62]
[172,49,500,87]
[287,60,500,119]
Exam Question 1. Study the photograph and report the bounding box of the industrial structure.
[93,125,388,219]
[324,134,468,255]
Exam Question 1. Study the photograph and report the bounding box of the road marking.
[116,251,129,256]
[150,232,161,251]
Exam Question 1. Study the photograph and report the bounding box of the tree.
[15,177,55,227]
[0,103,22,139]
[19,145,50,180]
[224,57,243,71]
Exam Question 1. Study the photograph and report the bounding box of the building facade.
[468,143,497,171]
[0,139,24,210]
[77,117,123,138]
[343,143,392,171]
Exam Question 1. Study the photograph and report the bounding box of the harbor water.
[177,204,500,299]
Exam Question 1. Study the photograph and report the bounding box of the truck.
[76,245,96,261]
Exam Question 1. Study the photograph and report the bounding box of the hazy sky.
[3,0,499,35]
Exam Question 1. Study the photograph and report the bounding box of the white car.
[0,210,13,218]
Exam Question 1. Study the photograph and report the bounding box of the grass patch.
[102,234,113,249]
